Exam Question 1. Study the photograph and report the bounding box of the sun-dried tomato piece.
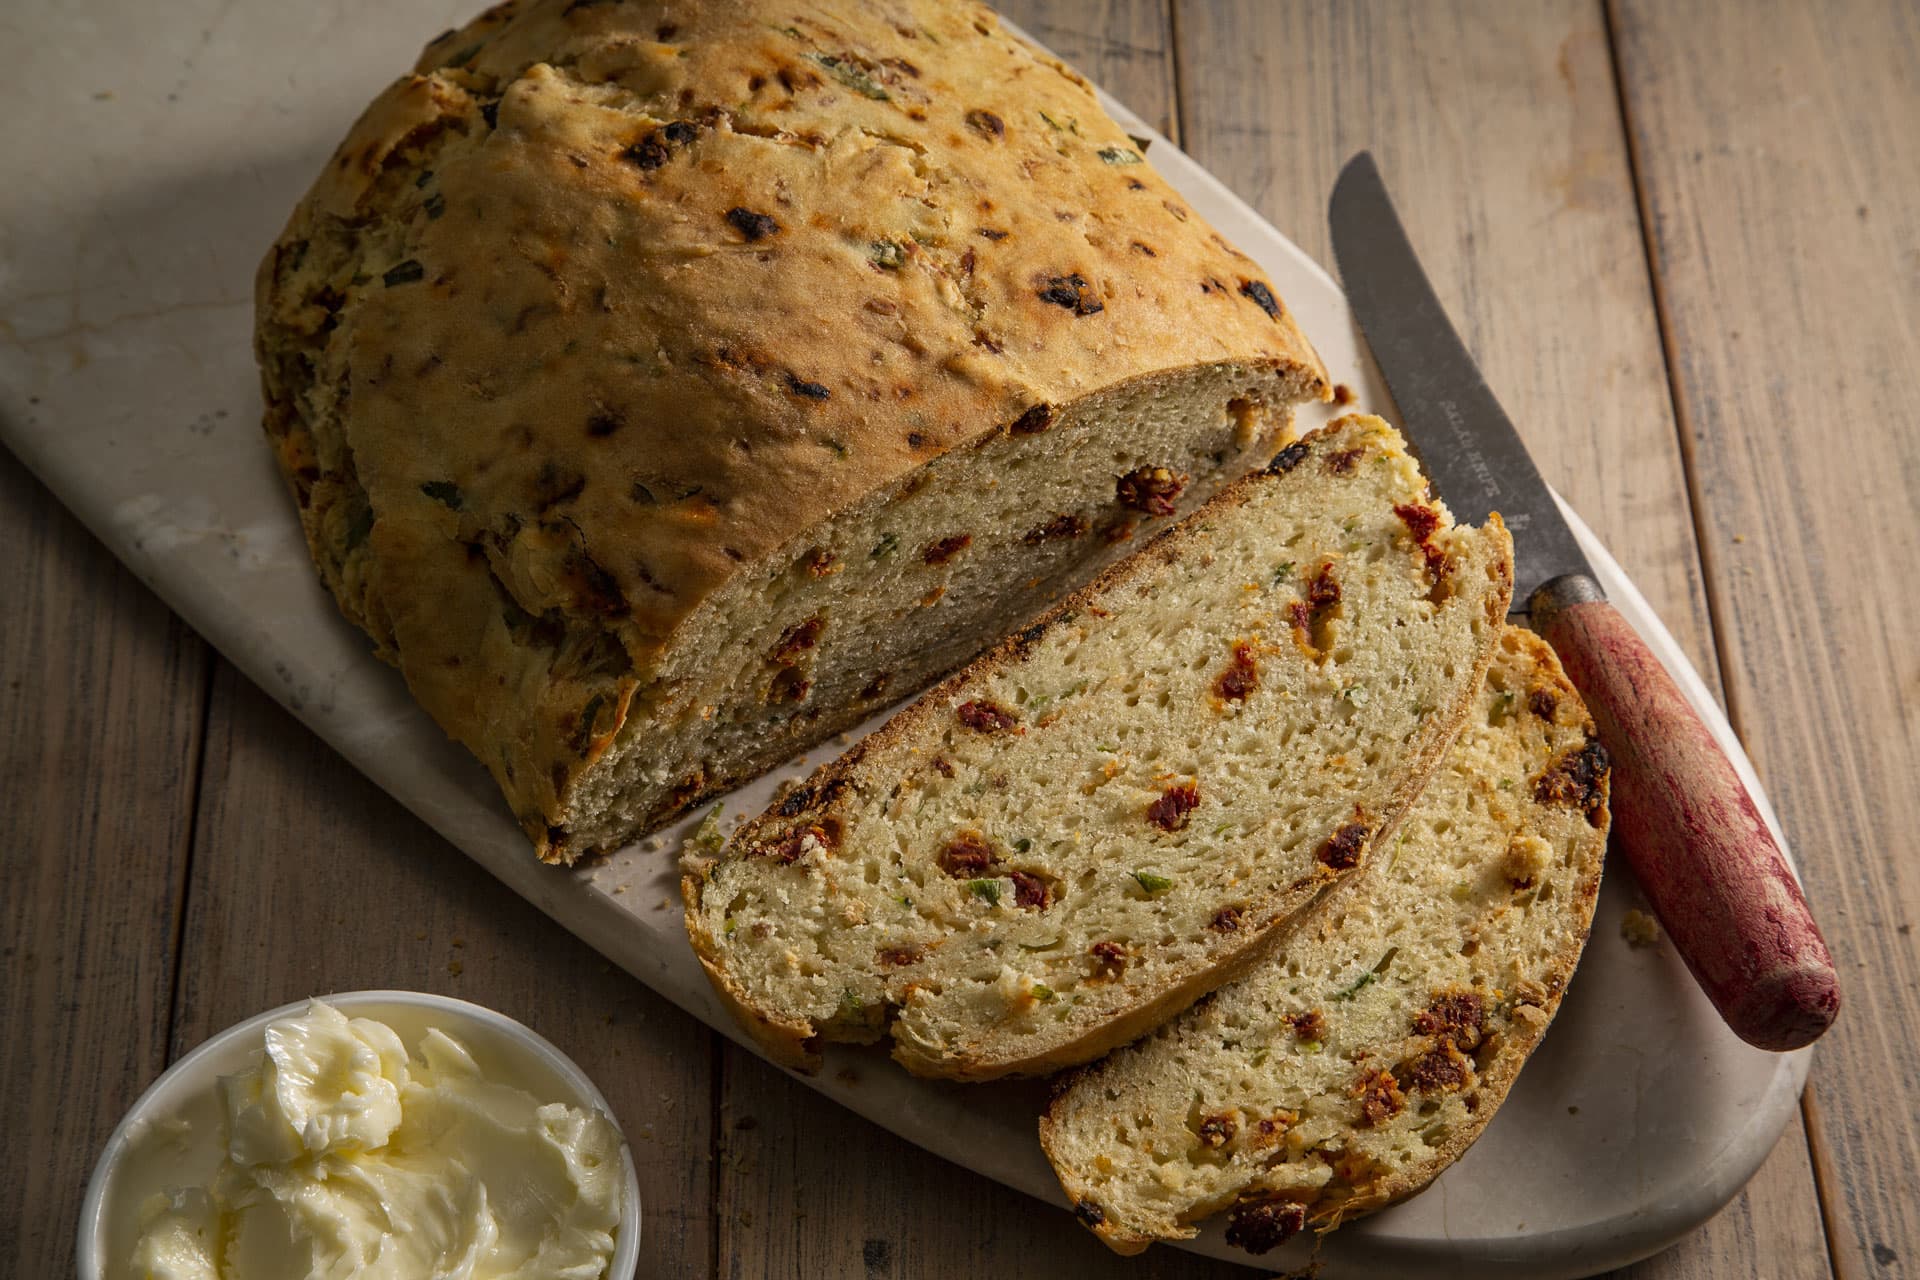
[1147,782,1200,831]
[1215,641,1259,702]
[936,832,996,878]
[1116,465,1185,516]
[1225,1199,1306,1255]
[956,699,1017,732]
[1089,940,1128,977]
[922,534,971,565]
[772,616,823,662]
[1008,870,1050,910]
[1196,1112,1238,1149]
[1316,821,1368,870]
[1354,1068,1405,1127]
[1415,990,1488,1049]
[726,207,779,241]
[1209,906,1244,933]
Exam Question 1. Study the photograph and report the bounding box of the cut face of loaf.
[683,416,1514,1080]
[1039,627,1610,1257]
[251,0,1329,863]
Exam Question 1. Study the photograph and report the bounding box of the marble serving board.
[0,3,1808,1273]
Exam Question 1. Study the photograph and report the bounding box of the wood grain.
[172,663,719,1278]
[1174,1,1828,1275]
[1612,0,1920,1273]
[0,450,210,1278]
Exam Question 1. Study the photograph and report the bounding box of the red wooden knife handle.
[1532,574,1839,1050]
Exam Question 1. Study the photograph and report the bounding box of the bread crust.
[1038,627,1610,1254]
[254,0,1328,861]
[685,415,1514,1079]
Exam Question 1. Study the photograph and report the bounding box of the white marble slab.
[0,3,1808,1273]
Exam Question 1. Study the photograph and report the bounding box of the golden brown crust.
[255,0,1328,860]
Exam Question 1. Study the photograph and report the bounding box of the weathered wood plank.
[715,1054,1250,1278]
[0,450,210,1278]
[1612,0,1920,1273]
[171,663,718,1278]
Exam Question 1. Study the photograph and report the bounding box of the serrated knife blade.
[1329,150,1594,611]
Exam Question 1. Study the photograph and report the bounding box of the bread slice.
[1039,627,1610,1256]
[253,0,1329,863]
[683,416,1513,1080]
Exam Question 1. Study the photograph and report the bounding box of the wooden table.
[6,2,1914,1275]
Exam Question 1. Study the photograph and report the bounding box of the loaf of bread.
[253,0,1329,862]
[684,416,1514,1079]
[1040,627,1609,1256]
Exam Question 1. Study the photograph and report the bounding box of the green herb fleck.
[1332,948,1398,1001]
[870,532,900,560]
[1331,971,1376,1002]
[723,917,737,935]
[689,803,726,858]
[968,878,1002,906]
[1301,1039,1324,1054]
[809,53,889,100]
[1213,821,1234,837]
[1451,880,1475,902]
[1094,743,1120,753]
[772,24,802,38]
[1271,561,1295,586]
[420,480,463,510]
[1492,690,1519,721]
[1340,683,1370,708]
[1097,146,1142,165]
[1037,109,1081,135]
[1133,871,1174,895]
[1031,983,1056,1003]
[897,894,914,909]
[824,439,849,458]
[1499,777,1514,790]
[840,988,865,1013]
[382,259,426,287]
[1059,680,1088,699]
[1013,837,1033,853]
[869,239,906,269]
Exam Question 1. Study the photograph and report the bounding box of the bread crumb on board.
[1621,908,1662,948]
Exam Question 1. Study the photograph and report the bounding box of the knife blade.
[1329,151,1839,1052]
[1329,153,1592,608]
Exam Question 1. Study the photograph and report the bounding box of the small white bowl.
[78,990,641,1280]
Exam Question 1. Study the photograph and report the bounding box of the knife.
[1329,151,1838,1052]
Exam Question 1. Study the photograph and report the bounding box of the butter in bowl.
[78,990,641,1280]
